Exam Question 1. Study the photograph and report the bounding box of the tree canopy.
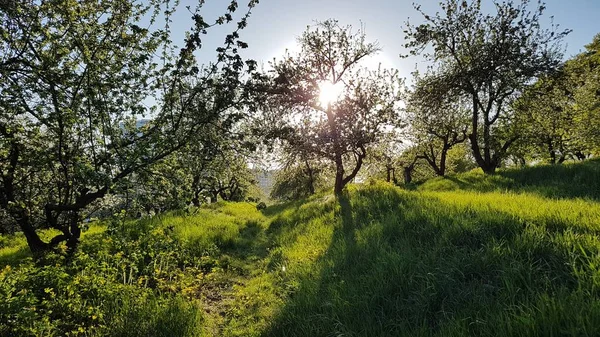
[266,20,405,195]
[2,0,599,258]
[404,0,570,173]
[0,0,259,253]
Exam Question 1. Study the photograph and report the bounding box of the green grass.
[255,181,600,336]
[2,159,600,336]
[419,158,600,201]
[0,224,106,267]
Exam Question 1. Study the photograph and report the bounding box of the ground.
[1,160,600,336]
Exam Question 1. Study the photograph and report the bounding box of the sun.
[318,81,344,108]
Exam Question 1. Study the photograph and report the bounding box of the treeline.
[1,0,599,255]
[268,1,599,199]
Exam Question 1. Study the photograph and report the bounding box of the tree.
[567,34,600,157]
[0,0,258,254]
[170,124,258,206]
[404,0,570,173]
[268,20,404,195]
[269,138,332,200]
[513,33,600,163]
[361,131,404,183]
[190,148,257,204]
[270,162,330,201]
[513,70,578,164]
[126,126,259,212]
[396,146,428,185]
[407,72,470,176]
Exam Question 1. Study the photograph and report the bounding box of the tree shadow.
[497,159,600,201]
[265,195,336,242]
[435,159,600,201]
[262,185,599,336]
[220,219,272,264]
[261,198,309,218]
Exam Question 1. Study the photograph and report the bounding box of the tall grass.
[419,158,600,200]
[263,182,600,336]
[2,160,600,336]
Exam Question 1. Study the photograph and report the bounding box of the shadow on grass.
[498,159,600,201]
[261,198,308,218]
[421,159,600,202]
[263,185,600,337]
[220,220,272,265]
[265,195,336,241]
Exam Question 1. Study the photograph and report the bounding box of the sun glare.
[318,81,344,108]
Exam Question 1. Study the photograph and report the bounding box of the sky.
[164,0,600,80]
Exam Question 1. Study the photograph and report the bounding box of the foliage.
[513,33,600,163]
[406,73,470,176]
[568,34,600,154]
[0,227,203,336]
[3,160,600,335]
[404,0,570,173]
[0,0,259,253]
[513,69,581,163]
[270,160,331,201]
[189,149,257,204]
[256,202,267,211]
[419,158,600,201]
[0,201,268,336]
[266,19,405,194]
[360,131,405,184]
[2,1,600,335]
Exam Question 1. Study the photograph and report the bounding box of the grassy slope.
[2,160,600,336]
[418,158,600,201]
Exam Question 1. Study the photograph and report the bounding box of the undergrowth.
[2,160,600,336]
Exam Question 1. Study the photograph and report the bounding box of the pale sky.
[164,0,600,79]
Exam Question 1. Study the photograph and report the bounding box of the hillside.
[2,160,600,336]
[419,158,600,200]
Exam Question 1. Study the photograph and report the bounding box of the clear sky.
[166,0,600,79]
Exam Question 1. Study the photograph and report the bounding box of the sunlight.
[318,81,344,108]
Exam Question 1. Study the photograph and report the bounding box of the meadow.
[1,160,600,336]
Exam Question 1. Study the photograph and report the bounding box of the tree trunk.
[469,94,497,174]
[548,141,556,164]
[191,176,201,206]
[17,211,49,254]
[386,166,391,182]
[403,166,413,185]
[438,144,449,176]
[192,194,201,207]
[483,120,491,166]
[334,161,344,195]
[66,211,81,254]
[341,149,365,188]
[326,104,345,195]
[574,151,587,161]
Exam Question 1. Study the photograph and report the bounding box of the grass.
[263,184,600,336]
[2,159,600,336]
[419,158,600,201]
[0,224,106,267]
